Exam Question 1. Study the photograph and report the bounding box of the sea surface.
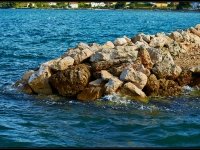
[0,9,200,148]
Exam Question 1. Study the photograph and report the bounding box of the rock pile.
[15,24,200,102]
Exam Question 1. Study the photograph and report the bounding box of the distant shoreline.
[1,7,200,12]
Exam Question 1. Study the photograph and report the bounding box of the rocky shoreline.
[14,24,200,102]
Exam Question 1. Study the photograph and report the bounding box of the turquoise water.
[0,9,200,148]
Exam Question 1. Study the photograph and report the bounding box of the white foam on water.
[102,93,132,105]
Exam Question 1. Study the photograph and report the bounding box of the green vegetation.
[128,2,153,9]
[114,2,126,9]
[0,2,16,8]
[0,2,194,10]
[78,2,91,9]
[176,2,191,10]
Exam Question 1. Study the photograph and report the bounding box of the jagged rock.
[101,70,113,80]
[42,58,61,71]
[135,41,150,49]
[120,82,147,98]
[109,63,130,77]
[22,70,35,81]
[134,64,151,77]
[180,31,191,43]
[190,27,200,37]
[57,56,74,70]
[89,43,102,52]
[190,65,200,73]
[14,70,35,94]
[144,74,160,96]
[73,48,94,64]
[123,36,132,45]
[28,64,52,95]
[138,47,153,69]
[177,69,192,86]
[105,77,123,94]
[90,49,113,62]
[170,31,184,42]
[102,41,115,49]
[92,59,130,71]
[146,47,163,64]
[149,36,168,48]
[195,24,200,30]
[152,52,182,79]
[49,64,91,97]
[158,79,182,96]
[114,38,127,46]
[166,41,183,56]
[132,33,151,43]
[89,79,104,87]
[77,86,104,101]
[63,45,94,64]
[114,45,138,60]
[120,67,147,89]
[77,42,90,50]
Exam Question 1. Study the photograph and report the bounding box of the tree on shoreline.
[176,2,191,10]
[0,2,16,8]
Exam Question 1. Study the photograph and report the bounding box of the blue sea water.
[0,9,200,148]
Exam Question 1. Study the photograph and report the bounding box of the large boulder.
[152,52,182,79]
[120,67,147,89]
[28,64,53,95]
[104,77,123,94]
[49,64,91,97]
[120,82,147,98]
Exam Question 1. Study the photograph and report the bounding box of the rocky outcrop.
[15,24,200,102]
